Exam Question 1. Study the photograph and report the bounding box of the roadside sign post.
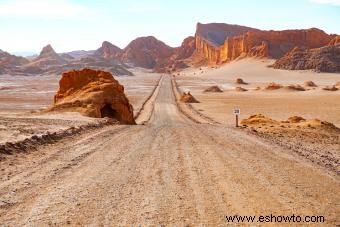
[234,107,240,127]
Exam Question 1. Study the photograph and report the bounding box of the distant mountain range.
[1,22,339,75]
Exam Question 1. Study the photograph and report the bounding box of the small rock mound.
[264,82,283,90]
[287,116,306,123]
[180,92,200,103]
[304,81,317,87]
[241,114,278,125]
[203,85,223,92]
[335,81,340,87]
[51,68,135,124]
[285,84,305,91]
[235,78,248,84]
[242,114,339,132]
[235,87,248,92]
[322,85,338,91]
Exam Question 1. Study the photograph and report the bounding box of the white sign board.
[234,108,240,115]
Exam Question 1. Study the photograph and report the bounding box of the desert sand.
[0,75,339,226]
[0,60,339,226]
[176,59,340,127]
[0,69,161,144]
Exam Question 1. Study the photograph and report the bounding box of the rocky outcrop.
[273,45,340,72]
[180,92,200,103]
[203,85,223,92]
[155,36,196,72]
[174,36,196,61]
[195,23,334,65]
[51,69,135,124]
[0,49,29,68]
[94,41,122,59]
[121,36,174,69]
[328,36,340,46]
[30,44,67,67]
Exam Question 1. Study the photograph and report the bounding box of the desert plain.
[0,58,339,225]
[0,19,340,225]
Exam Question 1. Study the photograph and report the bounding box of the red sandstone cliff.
[328,36,340,46]
[195,23,335,65]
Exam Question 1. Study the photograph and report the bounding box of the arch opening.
[100,104,119,119]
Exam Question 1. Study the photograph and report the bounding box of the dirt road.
[0,75,339,226]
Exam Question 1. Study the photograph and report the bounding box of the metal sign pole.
[234,107,240,127]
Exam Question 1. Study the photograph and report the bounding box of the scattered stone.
[235,78,248,85]
[322,85,338,91]
[180,92,200,103]
[264,82,282,90]
[235,87,248,92]
[285,84,305,91]
[304,81,317,87]
[203,85,223,92]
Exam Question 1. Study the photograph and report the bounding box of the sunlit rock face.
[195,23,334,65]
[52,68,136,124]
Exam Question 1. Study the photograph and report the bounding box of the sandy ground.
[176,59,340,127]
[0,69,161,144]
[0,75,339,225]
[176,59,340,177]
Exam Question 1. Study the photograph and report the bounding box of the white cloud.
[310,0,340,5]
[0,0,96,19]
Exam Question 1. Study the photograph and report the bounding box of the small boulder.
[322,85,338,91]
[235,87,248,92]
[264,82,282,90]
[285,84,305,91]
[180,92,200,103]
[235,78,248,84]
[287,116,306,123]
[203,85,223,93]
[304,81,317,87]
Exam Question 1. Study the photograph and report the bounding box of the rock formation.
[328,36,340,46]
[0,49,29,68]
[174,36,196,61]
[180,92,200,103]
[235,78,248,84]
[94,41,122,59]
[51,68,135,124]
[194,23,334,65]
[235,87,248,92]
[120,36,174,69]
[322,85,338,91]
[203,85,223,92]
[304,81,317,87]
[273,45,340,72]
[285,84,305,91]
[30,44,67,67]
[264,82,283,90]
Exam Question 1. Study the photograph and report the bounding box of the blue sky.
[0,0,339,54]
